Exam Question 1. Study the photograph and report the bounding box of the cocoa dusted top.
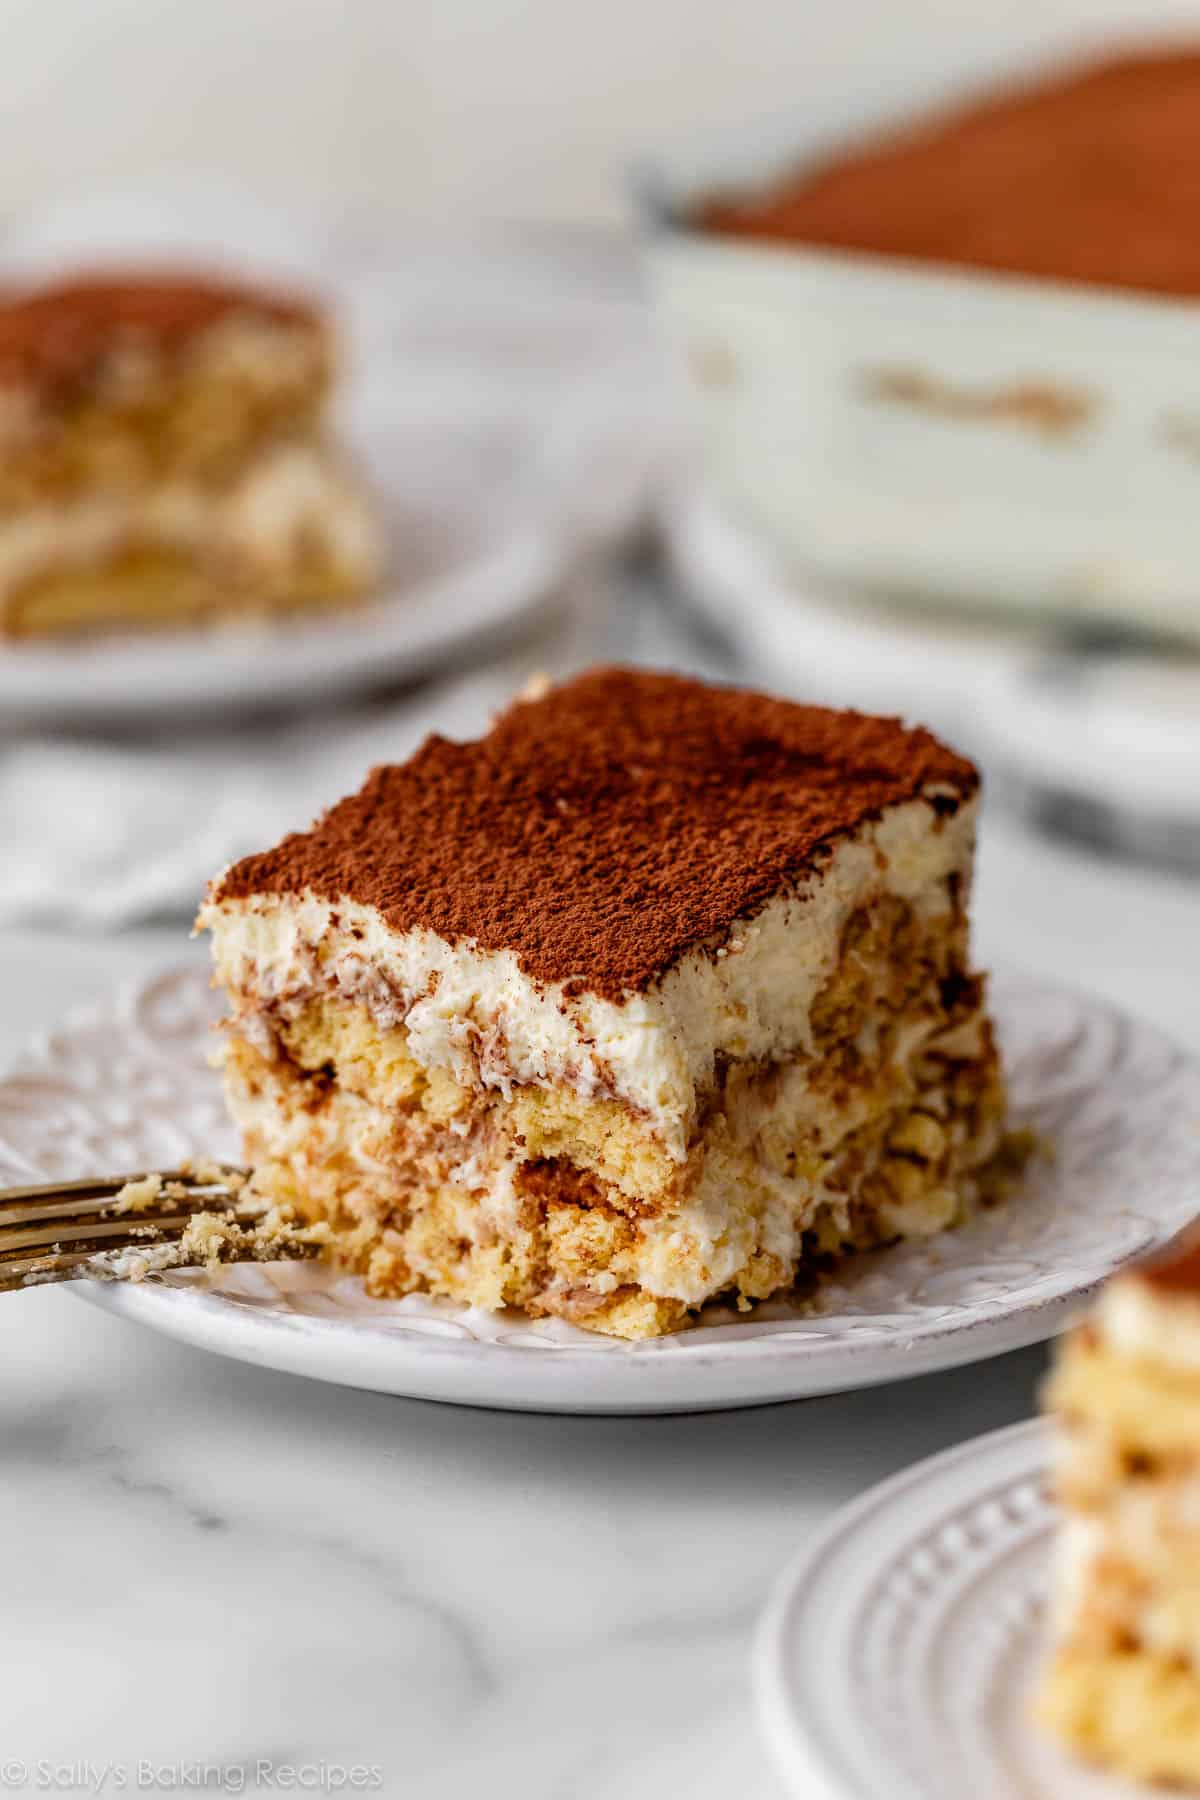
[700,47,1200,301]
[1136,1232,1200,1297]
[0,271,319,397]
[214,668,978,999]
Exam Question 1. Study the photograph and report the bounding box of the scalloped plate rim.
[751,1417,1152,1799]
[753,1418,1051,1799]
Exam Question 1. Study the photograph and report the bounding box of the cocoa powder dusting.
[1136,1232,1200,1297]
[0,272,318,395]
[214,668,977,999]
[700,47,1200,300]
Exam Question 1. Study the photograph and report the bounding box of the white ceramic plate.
[755,1417,1150,1799]
[2,966,1198,1414]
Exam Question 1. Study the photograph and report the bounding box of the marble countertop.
[3,813,1197,1800]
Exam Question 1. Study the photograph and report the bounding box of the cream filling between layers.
[1099,1277,1200,1375]
[202,792,977,1162]
[222,1011,994,1308]
[1052,1514,1109,1639]
[1053,1381,1200,1665]
[1054,1505,1200,1666]
[0,439,381,599]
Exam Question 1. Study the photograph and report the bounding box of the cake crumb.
[108,1174,165,1214]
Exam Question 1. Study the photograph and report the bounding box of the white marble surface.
[2,815,1197,1800]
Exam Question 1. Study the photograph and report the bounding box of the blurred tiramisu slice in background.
[0,271,383,637]
[1038,1232,1200,1784]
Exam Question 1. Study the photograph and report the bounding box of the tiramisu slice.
[0,272,382,636]
[1038,1239,1200,1785]
[199,667,1009,1339]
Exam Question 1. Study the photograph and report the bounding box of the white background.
[3,0,1200,227]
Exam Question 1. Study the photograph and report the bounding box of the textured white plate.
[756,1418,1151,1799]
[3,965,1199,1414]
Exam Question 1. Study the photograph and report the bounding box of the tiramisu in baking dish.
[199,668,1010,1339]
[648,45,1200,639]
[699,47,1200,300]
[0,272,381,636]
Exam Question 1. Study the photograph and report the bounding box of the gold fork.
[0,1166,325,1291]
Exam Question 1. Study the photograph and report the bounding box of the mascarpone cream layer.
[223,1032,973,1309]
[202,791,977,1161]
[1099,1277,1200,1375]
[1054,1493,1200,1663]
[1051,1513,1108,1638]
[0,439,381,600]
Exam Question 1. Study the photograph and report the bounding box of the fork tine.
[0,1186,240,1231]
[0,1240,185,1287]
[0,1250,106,1291]
[0,1203,323,1293]
[0,1212,202,1257]
[0,1213,203,1292]
[0,1169,246,1234]
[0,1168,245,1209]
[0,1227,211,1290]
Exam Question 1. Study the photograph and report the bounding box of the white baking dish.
[639,101,1200,644]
